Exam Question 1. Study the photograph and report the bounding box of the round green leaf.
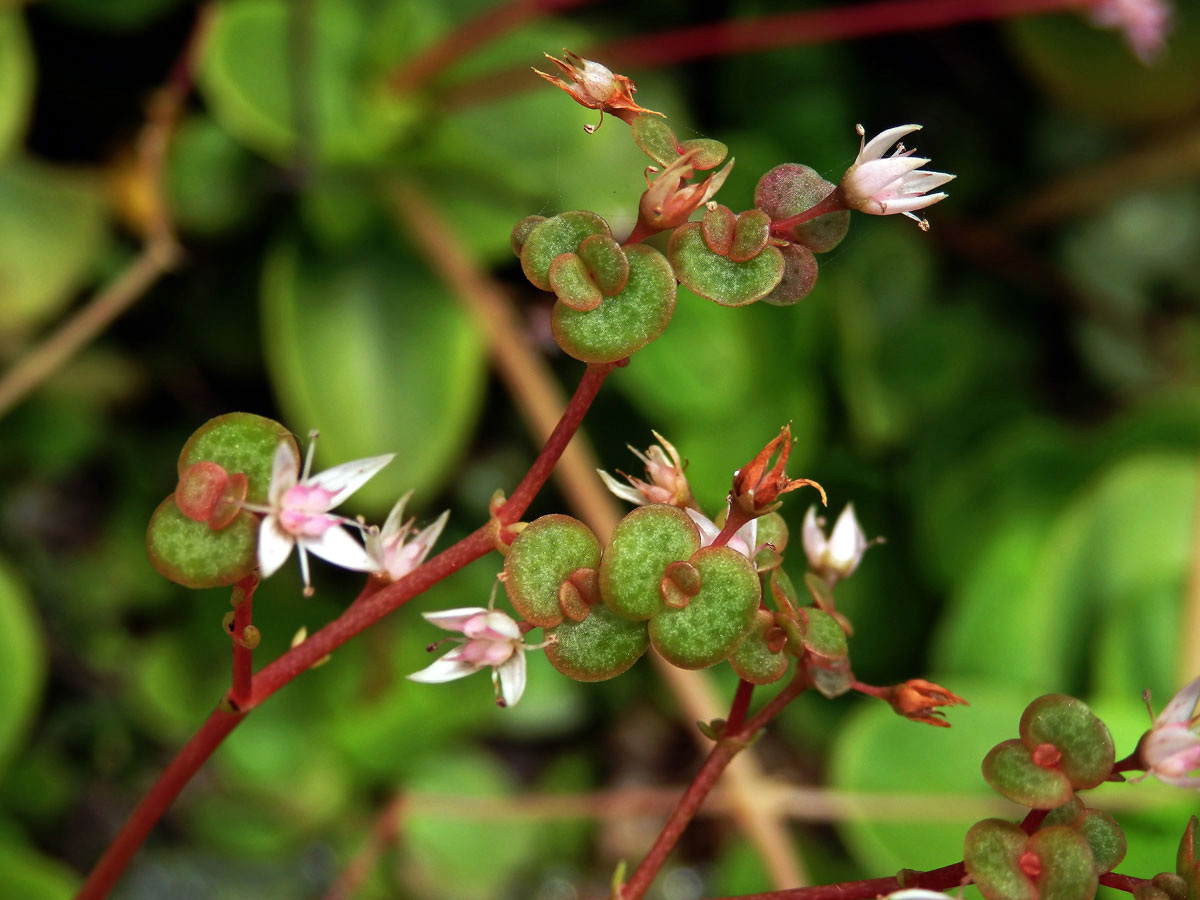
[1019,694,1115,789]
[1029,826,1099,900]
[762,242,819,307]
[544,604,650,682]
[729,609,789,684]
[503,515,601,627]
[754,162,849,253]
[964,818,1037,900]
[178,412,297,506]
[981,738,1074,809]
[0,559,43,780]
[0,161,105,336]
[576,231,629,296]
[261,233,486,509]
[668,222,783,308]
[649,546,760,669]
[729,209,771,263]
[600,504,700,621]
[0,12,34,163]
[548,252,602,312]
[1073,809,1126,874]
[520,210,610,292]
[145,497,259,589]
[552,244,677,363]
[799,607,848,660]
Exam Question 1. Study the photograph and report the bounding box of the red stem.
[75,361,620,900]
[726,679,755,733]
[592,0,1091,71]
[711,505,754,550]
[229,575,258,708]
[769,190,845,238]
[1100,873,1150,894]
[622,672,808,900]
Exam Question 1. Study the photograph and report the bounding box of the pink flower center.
[279,483,338,537]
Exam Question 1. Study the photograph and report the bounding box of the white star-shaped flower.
[840,124,954,230]
[366,491,450,582]
[246,437,393,594]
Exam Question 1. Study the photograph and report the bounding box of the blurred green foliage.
[1,0,1199,898]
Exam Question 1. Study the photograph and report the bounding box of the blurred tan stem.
[1182,458,1200,684]
[389,181,806,890]
[0,4,213,420]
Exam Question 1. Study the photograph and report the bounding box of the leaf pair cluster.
[499,505,852,688]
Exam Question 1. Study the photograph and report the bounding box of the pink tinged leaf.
[408,652,479,684]
[423,607,491,633]
[497,651,527,707]
[258,516,296,578]
[307,453,396,506]
[858,124,922,163]
[301,524,376,572]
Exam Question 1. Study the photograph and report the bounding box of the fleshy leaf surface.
[544,605,650,682]
[600,505,700,621]
[668,222,783,308]
[503,515,601,627]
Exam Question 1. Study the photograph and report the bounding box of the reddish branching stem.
[622,672,809,900]
[726,679,756,733]
[229,574,258,708]
[75,361,620,900]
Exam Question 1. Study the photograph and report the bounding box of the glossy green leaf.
[1019,694,1114,789]
[520,210,610,292]
[403,751,541,899]
[260,233,486,509]
[199,0,415,163]
[964,819,1037,900]
[668,222,783,308]
[0,560,43,779]
[0,12,33,163]
[0,161,105,336]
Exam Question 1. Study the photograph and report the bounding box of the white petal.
[380,490,413,541]
[735,516,758,561]
[902,171,955,192]
[268,441,301,506]
[300,524,376,572]
[408,653,478,684]
[685,508,721,546]
[423,607,490,632]
[885,891,956,900]
[1157,675,1200,726]
[307,453,395,507]
[477,610,521,640]
[801,505,827,561]
[858,124,922,163]
[257,516,296,578]
[828,504,867,569]
[882,193,949,214]
[598,469,648,506]
[497,651,527,707]
[414,509,450,560]
[853,156,931,197]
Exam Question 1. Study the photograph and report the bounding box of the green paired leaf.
[649,546,759,669]
[502,515,600,627]
[545,605,650,682]
[729,609,788,684]
[178,412,297,506]
[668,222,783,308]
[1019,694,1114,789]
[981,739,1074,810]
[552,245,676,363]
[261,232,486,509]
[600,505,699,621]
[145,498,259,589]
